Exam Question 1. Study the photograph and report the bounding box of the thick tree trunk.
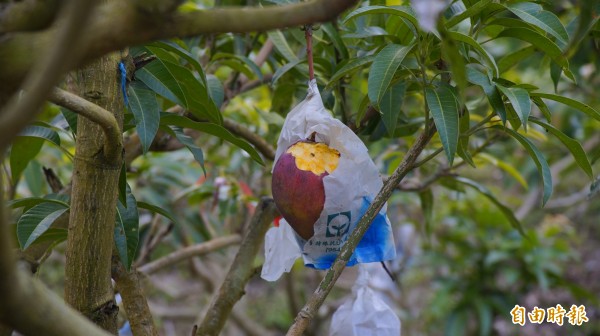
[64,53,124,333]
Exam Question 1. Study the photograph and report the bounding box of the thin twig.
[139,235,242,275]
[304,24,315,80]
[195,198,278,336]
[286,126,436,335]
[49,88,122,163]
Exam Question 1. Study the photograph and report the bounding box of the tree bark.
[63,53,124,333]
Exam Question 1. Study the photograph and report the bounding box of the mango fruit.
[271,140,340,239]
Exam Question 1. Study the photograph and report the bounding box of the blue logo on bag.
[326,211,351,237]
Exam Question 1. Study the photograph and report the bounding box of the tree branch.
[286,126,436,335]
[0,0,96,149]
[0,0,359,87]
[139,234,242,275]
[195,198,277,336]
[223,119,276,161]
[0,167,111,336]
[111,257,158,336]
[49,88,122,163]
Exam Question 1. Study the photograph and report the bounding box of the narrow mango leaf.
[272,58,304,85]
[328,55,376,87]
[10,137,43,185]
[128,81,160,154]
[114,186,139,271]
[498,46,536,74]
[118,163,127,206]
[530,92,600,122]
[206,75,224,108]
[267,30,299,62]
[419,189,434,237]
[344,5,419,31]
[147,41,206,83]
[137,201,177,224]
[496,85,531,131]
[60,107,78,133]
[446,0,492,27]
[478,152,528,188]
[425,85,459,165]
[492,125,553,205]
[440,27,467,103]
[453,176,524,235]
[465,65,506,122]
[506,3,569,45]
[7,195,69,209]
[447,31,499,77]
[31,228,68,245]
[136,57,222,124]
[17,202,69,249]
[162,125,206,176]
[212,53,263,80]
[161,114,264,165]
[380,81,407,136]
[458,106,475,167]
[19,125,61,147]
[531,96,552,121]
[529,117,593,179]
[343,27,391,39]
[322,23,349,59]
[368,43,415,107]
[496,28,574,81]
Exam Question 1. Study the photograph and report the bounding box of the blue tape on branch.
[119,61,129,106]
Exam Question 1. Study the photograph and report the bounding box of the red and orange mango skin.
[271,141,340,240]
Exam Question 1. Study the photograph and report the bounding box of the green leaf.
[478,153,528,189]
[327,55,376,87]
[160,114,264,166]
[206,75,224,108]
[368,43,415,107]
[458,107,475,167]
[446,0,492,28]
[136,57,222,124]
[529,117,593,179]
[128,81,160,154]
[60,107,78,133]
[344,6,419,32]
[492,125,553,205]
[529,92,600,122]
[419,189,434,236]
[7,194,69,209]
[531,96,552,121]
[453,176,524,235]
[137,201,177,224]
[32,228,68,245]
[10,137,43,185]
[272,58,305,85]
[380,81,407,136]
[441,29,467,104]
[447,31,499,77]
[19,125,61,147]
[114,186,139,271]
[267,30,299,62]
[118,163,127,206]
[465,65,506,122]
[212,53,263,80]
[425,85,459,165]
[496,85,531,130]
[506,3,569,45]
[322,22,349,59]
[497,46,536,74]
[17,202,69,249]
[163,125,207,176]
[147,41,206,83]
[496,27,574,81]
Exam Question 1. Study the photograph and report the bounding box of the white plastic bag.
[329,265,401,336]
[262,79,395,280]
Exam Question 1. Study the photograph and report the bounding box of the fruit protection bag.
[329,264,401,336]
[262,79,395,280]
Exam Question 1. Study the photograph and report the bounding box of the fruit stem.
[304,24,315,81]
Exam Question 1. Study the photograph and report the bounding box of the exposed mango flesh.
[286,142,340,176]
